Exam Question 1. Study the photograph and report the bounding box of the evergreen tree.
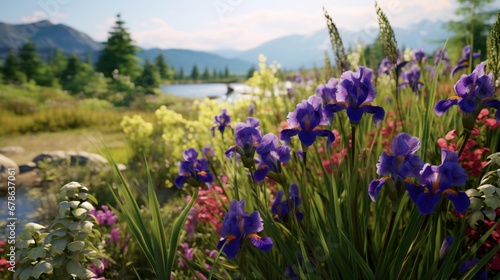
[18,40,42,83]
[48,49,68,80]
[177,68,185,80]
[190,65,200,80]
[95,14,140,78]
[224,66,229,78]
[445,0,499,59]
[212,68,218,80]
[61,55,93,94]
[246,65,256,79]
[136,59,161,92]
[2,50,26,84]
[202,66,210,80]
[155,54,170,80]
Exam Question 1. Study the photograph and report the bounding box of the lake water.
[160,83,253,101]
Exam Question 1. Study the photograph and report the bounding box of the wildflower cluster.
[120,115,153,154]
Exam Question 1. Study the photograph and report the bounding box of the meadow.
[1,5,500,280]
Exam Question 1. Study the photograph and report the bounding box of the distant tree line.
[173,65,234,81]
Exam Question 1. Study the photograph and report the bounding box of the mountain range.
[0,19,452,73]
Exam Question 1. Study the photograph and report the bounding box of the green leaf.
[19,267,33,280]
[67,241,85,252]
[50,238,68,255]
[167,188,199,277]
[66,260,87,279]
[31,260,53,278]
[58,201,71,217]
[79,201,94,211]
[72,208,88,219]
[27,247,46,260]
[69,200,80,209]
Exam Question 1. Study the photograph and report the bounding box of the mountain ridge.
[0,19,452,72]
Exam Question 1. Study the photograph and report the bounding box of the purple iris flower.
[254,133,290,182]
[433,48,450,66]
[280,95,335,148]
[271,183,303,221]
[334,66,385,126]
[225,117,262,160]
[399,65,424,96]
[439,236,454,260]
[413,49,426,63]
[368,133,424,201]
[217,199,273,259]
[202,144,214,160]
[377,53,408,75]
[316,78,338,104]
[212,109,232,137]
[378,58,393,75]
[174,148,214,189]
[459,258,488,280]
[406,149,469,215]
[426,48,451,79]
[248,103,256,116]
[435,62,499,121]
[316,78,339,122]
[451,45,481,77]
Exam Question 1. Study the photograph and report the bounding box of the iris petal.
[218,238,241,260]
[298,130,317,147]
[368,178,386,202]
[434,99,458,115]
[362,105,385,127]
[254,164,270,182]
[280,129,299,145]
[249,235,273,252]
[447,191,470,213]
[416,192,441,215]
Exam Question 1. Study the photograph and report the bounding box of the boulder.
[0,154,18,174]
[66,151,108,166]
[32,151,109,169]
[0,146,25,155]
[19,162,37,173]
[32,151,67,165]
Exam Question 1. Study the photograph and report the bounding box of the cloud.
[20,10,69,24]
[132,10,328,50]
[126,0,462,51]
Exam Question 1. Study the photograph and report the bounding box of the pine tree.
[96,14,140,78]
[61,55,93,94]
[136,59,161,92]
[191,65,200,80]
[212,68,217,80]
[446,0,499,59]
[224,66,229,78]
[18,40,42,83]
[48,49,68,80]
[155,54,169,80]
[202,67,210,80]
[2,50,26,84]
[246,65,256,79]
[177,68,185,80]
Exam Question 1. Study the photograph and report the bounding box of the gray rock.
[66,151,108,166]
[0,146,25,155]
[32,151,67,165]
[19,162,37,173]
[32,151,108,167]
[0,154,19,180]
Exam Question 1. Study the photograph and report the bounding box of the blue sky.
[1,0,499,50]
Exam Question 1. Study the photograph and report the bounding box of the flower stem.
[457,130,471,158]
[394,68,406,132]
[350,124,361,254]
